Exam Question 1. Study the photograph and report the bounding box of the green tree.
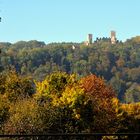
[125,83,140,103]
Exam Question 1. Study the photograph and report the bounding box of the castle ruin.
[111,31,116,44]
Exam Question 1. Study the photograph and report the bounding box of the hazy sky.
[0,0,140,43]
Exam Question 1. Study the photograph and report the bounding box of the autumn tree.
[34,72,77,102]
[35,72,119,133]
[0,70,34,102]
[80,74,117,133]
[3,99,61,135]
[34,72,94,133]
[118,103,140,139]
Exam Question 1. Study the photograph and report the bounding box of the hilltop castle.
[85,31,117,45]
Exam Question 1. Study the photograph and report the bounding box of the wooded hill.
[1,36,140,103]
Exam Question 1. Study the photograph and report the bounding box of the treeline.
[1,37,140,102]
[0,71,140,139]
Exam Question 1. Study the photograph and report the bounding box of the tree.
[119,103,140,139]
[0,71,35,102]
[35,73,119,133]
[125,83,140,103]
[3,99,60,134]
[80,74,117,133]
[34,72,94,133]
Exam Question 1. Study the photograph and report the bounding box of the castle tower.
[111,31,116,44]
[87,34,92,44]
[85,34,93,45]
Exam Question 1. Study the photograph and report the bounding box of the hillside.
[1,37,140,102]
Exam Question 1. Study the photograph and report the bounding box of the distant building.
[111,31,116,44]
[72,45,76,50]
[85,34,93,45]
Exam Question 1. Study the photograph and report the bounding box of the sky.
[0,0,140,44]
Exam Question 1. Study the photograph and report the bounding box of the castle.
[85,31,116,45]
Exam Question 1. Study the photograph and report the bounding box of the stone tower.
[87,34,92,44]
[111,31,116,44]
[85,34,93,45]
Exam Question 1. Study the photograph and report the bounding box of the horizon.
[0,0,140,44]
[0,33,139,45]
[0,33,139,44]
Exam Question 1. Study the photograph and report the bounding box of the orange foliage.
[80,74,117,132]
[80,74,115,102]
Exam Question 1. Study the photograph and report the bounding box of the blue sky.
[0,0,140,43]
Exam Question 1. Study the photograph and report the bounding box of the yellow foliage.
[120,102,140,119]
[4,98,58,134]
[34,72,78,102]
[34,80,49,94]
[58,85,84,106]
[131,36,140,44]
[111,98,120,114]
[51,84,87,120]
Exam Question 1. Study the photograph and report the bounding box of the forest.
[0,37,140,139]
[1,36,140,103]
[0,71,140,140]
